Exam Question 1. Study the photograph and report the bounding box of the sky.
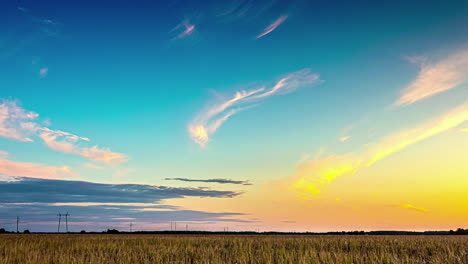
[1,0,468,232]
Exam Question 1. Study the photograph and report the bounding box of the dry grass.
[0,234,467,264]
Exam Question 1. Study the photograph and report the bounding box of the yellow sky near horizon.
[169,112,468,231]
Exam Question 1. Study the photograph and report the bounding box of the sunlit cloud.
[173,20,196,39]
[366,102,468,166]
[293,154,362,198]
[80,146,128,164]
[39,68,48,77]
[256,15,288,39]
[0,100,37,142]
[0,157,75,180]
[0,99,127,164]
[395,48,468,106]
[291,101,468,197]
[189,69,321,147]
[339,136,350,142]
[398,204,428,213]
[338,124,355,142]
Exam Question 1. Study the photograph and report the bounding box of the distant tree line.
[0,228,30,234]
[448,228,468,235]
[1,227,468,235]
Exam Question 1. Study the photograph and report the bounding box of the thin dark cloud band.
[166,177,253,185]
[0,176,242,204]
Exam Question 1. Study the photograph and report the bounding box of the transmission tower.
[57,213,62,233]
[64,212,70,233]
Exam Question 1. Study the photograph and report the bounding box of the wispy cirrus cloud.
[0,152,75,180]
[398,204,428,213]
[1,6,61,60]
[39,68,48,78]
[216,0,254,19]
[395,48,468,106]
[166,178,253,186]
[291,101,468,197]
[256,15,288,39]
[39,128,128,164]
[338,123,356,142]
[214,0,277,23]
[173,20,196,39]
[339,136,350,142]
[189,69,321,147]
[0,99,127,164]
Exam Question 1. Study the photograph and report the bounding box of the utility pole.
[175,221,177,231]
[186,224,188,232]
[130,222,133,233]
[64,212,69,233]
[170,221,172,231]
[16,216,19,233]
[57,213,62,233]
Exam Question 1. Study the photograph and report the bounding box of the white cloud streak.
[257,15,288,39]
[188,69,321,147]
[292,101,468,197]
[0,99,127,164]
[173,20,196,39]
[0,156,75,180]
[398,204,428,213]
[395,48,468,106]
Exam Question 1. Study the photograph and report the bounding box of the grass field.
[0,234,467,263]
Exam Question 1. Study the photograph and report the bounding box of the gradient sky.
[1,0,468,232]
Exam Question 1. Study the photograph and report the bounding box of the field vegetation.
[0,234,467,263]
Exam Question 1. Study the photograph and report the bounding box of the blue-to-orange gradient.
[1,0,468,232]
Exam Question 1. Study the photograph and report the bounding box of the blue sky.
[1,0,468,232]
